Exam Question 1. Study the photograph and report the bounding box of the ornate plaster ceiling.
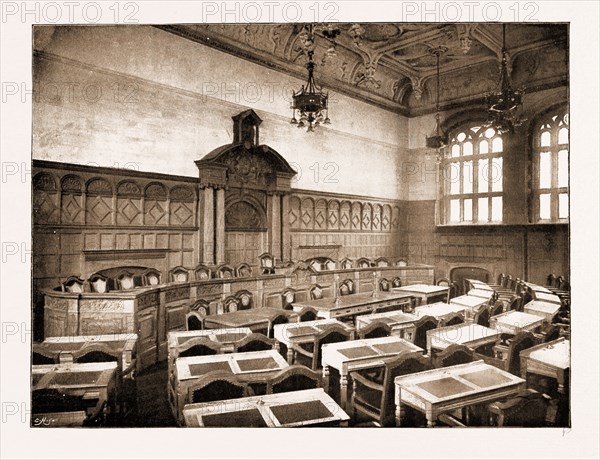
[158,23,568,116]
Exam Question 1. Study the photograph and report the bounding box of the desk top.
[273,319,353,345]
[523,300,562,317]
[521,338,570,370]
[467,289,495,300]
[491,311,545,331]
[428,323,501,349]
[32,362,118,391]
[37,334,138,355]
[293,291,413,312]
[203,308,297,328]
[395,360,524,404]
[392,284,448,295]
[175,349,288,381]
[183,388,349,427]
[450,295,489,308]
[532,292,562,304]
[465,279,495,291]
[321,336,423,371]
[168,328,252,348]
[523,282,552,293]
[355,311,419,329]
[414,302,466,319]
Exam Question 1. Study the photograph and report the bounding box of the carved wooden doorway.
[225,231,266,266]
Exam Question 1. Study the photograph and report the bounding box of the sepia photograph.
[1,1,599,459]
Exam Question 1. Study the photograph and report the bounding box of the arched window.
[440,124,504,224]
[532,109,569,222]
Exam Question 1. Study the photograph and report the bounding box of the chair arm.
[349,367,385,391]
[473,352,506,370]
[291,343,314,359]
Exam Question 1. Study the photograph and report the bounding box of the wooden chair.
[343,279,355,294]
[169,266,190,283]
[61,276,85,293]
[266,365,321,394]
[356,257,373,268]
[223,296,240,313]
[413,315,438,351]
[233,333,276,353]
[115,270,135,290]
[140,268,161,287]
[379,278,391,292]
[534,324,562,343]
[392,277,402,288]
[339,282,350,296]
[236,263,252,278]
[476,331,537,376]
[281,288,295,310]
[190,299,210,316]
[339,257,353,269]
[395,258,408,267]
[507,295,523,312]
[177,337,221,358]
[489,300,505,317]
[88,273,109,293]
[442,313,464,327]
[374,257,390,267]
[235,290,253,310]
[432,344,474,368]
[194,264,212,281]
[487,389,550,427]
[187,371,249,405]
[472,304,491,328]
[73,346,120,365]
[309,284,324,300]
[259,253,275,275]
[292,324,352,370]
[268,313,289,339]
[437,278,457,300]
[215,264,235,279]
[186,311,205,331]
[297,306,318,322]
[350,352,431,426]
[546,273,557,287]
[32,350,58,365]
[358,321,392,340]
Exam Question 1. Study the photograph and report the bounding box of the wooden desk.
[293,292,414,320]
[168,328,252,360]
[391,284,449,306]
[273,319,355,363]
[449,295,490,320]
[183,388,350,427]
[523,300,562,323]
[172,350,289,423]
[203,308,297,331]
[32,362,118,421]
[394,360,526,427]
[467,288,495,300]
[36,333,137,373]
[355,311,419,342]
[490,311,545,335]
[465,279,495,292]
[520,338,570,394]
[414,302,468,323]
[532,292,562,305]
[523,282,552,293]
[321,336,423,410]
[427,323,502,355]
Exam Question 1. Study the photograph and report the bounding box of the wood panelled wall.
[404,200,569,285]
[288,191,406,262]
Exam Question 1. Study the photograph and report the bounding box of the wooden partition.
[42,264,434,370]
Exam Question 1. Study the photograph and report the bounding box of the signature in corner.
[33,416,57,426]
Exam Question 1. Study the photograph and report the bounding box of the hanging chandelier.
[426,46,448,156]
[290,24,334,132]
[486,23,524,134]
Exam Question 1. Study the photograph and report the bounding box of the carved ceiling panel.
[159,23,568,115]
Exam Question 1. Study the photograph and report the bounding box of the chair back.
[395,259,408,267]
[489,300,505,317]
[89,273,109,293]
[374,257,390,267]
[542,324,561,343]
[236,263,252,278]
[506,331,537,375]
[259,253,275,275]
[216,264,235,279]
[310,284,324,300]
[194,264,212,281]
[298,307,318,322]
[186,311,205,331]
[442,314,464,327]
[339,257,353,269]
[169,266,190,283]
[488,389,549,427]
[266,365,321,394]
[339,283,350,296]
[187,371,248,404]
[359,321,392,340]
[116,270,135,290]
[356,257,372,268]
[392,277,402,288]
[223,296,240,313]
[33,351,58,365]
[496,273,506,286]
[313,324,352,369]
[473,305,491,327]
[379,278,391,292]
[432,344,474,368]
[178,337,221,358]
[281,288,295,310]
[508,295,523,312]
[268,314,289,338]
[235,290,253,310]
[62,276,85,293]
[413,315,438,350]
[343,279,355,294]
[233,333,276,353]
[141,268,161,286]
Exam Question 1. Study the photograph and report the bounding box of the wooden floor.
[127,361,176,427]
